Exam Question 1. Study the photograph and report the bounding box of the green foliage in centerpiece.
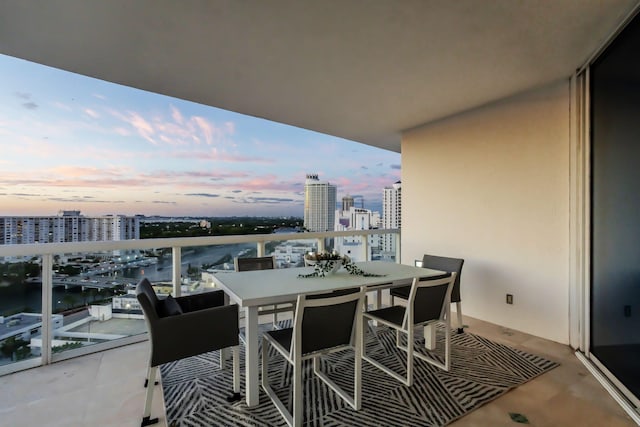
[298,251,386,278]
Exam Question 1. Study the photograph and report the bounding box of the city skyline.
[0,54,400,218]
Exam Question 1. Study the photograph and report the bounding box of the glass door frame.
[571,12,640,416]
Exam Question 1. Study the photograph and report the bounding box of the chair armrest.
[149,303,239,366]
[175,289,225,312]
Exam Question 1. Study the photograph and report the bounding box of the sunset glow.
[0,55,400,217]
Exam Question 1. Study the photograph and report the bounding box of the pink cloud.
[107,106,236,148]
[84,108,99,118]
[171,105,184,124]
[192,116,213,144]
[169,148,273,163]
[128,112,156,143]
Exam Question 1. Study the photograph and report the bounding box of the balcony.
[0,230,636,426]
[1,308,635,426]
[1,2,640,424]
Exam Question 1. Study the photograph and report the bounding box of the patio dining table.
[210,260,445,407]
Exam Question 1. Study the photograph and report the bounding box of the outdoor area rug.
[160,323,558,426]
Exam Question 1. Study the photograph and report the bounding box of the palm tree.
[0,337,29,361]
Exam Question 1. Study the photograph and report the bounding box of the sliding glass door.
[590,11,640,405]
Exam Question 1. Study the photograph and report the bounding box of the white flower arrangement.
[302,251,347,277]
[298,251,386,278]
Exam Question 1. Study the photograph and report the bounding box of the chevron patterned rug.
[160,323,558,426]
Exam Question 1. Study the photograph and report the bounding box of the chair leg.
[233,346,240,393]
[293,358,303,427]
[261,337,269,390]
[143,366,158,387]
[143,378,158,387]
[456,302,464,333]
[226,345,242,402]
[423,324,436,350]
[262,337,294,426]
[445,319,452,371]
[219,347,227,369]
[354,311,362,410]
[273,306,279,330]
[406,326,414,387]
[141,366,159,427]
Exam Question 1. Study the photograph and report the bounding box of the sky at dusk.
[0,55,400,218]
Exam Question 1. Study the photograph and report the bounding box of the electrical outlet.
[624,305,631,317]
[506,294,513,305]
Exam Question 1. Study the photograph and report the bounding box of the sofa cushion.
[157,295,183,317]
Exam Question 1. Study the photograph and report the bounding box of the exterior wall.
[0,213,140,245]
[334,207,381,261]
[401,80,571,344]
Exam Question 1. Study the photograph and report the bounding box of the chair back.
[136,278,160,320]
[234,255,275,271]
[407,273,456,325]
[422,254,464,303]
[294,288,364,356]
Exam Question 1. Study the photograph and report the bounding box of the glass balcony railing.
[0,229,400,376]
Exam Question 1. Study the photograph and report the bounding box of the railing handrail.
[0,228,400,257]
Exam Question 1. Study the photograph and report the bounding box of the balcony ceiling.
[0,1,637,152]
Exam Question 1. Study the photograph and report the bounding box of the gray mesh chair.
[390,254,465,333]
[136,278,240,427]
[234,256,294,328]
[363,273,455,386]
[261,288,366,427]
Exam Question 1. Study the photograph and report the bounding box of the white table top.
[211,261,445,307]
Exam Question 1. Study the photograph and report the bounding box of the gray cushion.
[157,295,183,317]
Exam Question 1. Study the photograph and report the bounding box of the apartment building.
[382,181,401,256]
[303,174,336,232]
[0,211,141,245]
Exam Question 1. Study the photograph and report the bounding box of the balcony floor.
[1,315,636,427]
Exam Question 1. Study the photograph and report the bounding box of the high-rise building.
[342,195,354,212]
[382,181,401,256]
[0,211,141,245]
[303,174,337,232]
[334,203,381,262]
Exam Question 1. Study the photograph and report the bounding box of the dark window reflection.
[591,12,640,401]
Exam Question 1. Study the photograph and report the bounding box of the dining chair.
[261,288,366,427]
[363,273,455,386]
[136,278,241,427]
[234,255,295,329]
[390,254,465,333]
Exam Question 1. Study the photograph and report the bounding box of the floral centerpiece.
[302,251,344,276]
[298,251,387,278]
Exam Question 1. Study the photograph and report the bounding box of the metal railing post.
[363,235,370,261]
[172,246,181,297]
[257,241,266,257]
[41,254,53,365]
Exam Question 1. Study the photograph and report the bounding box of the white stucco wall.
[401,80,571,344]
